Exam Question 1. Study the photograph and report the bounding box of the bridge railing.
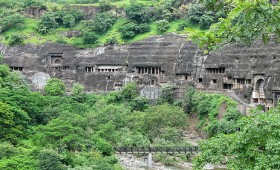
[114,146,200,154]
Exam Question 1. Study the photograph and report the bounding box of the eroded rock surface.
[1,34,280,110]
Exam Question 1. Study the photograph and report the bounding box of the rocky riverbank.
[117,154,193,170]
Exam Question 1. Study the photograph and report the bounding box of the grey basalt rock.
[1,34,280,110]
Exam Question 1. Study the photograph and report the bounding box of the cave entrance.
[252,79,266,104]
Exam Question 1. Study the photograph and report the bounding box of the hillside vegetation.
[0,60,248,169]
[2,0,280,169]
[0,0,223,48]
[2,59,278,169]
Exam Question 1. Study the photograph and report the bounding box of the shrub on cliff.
[125,3,152,23]
[82,31,98,44]
[0,14,24,33]
[8,33,24,45]
[119,21,150,38]
[91,12,116,33]
[99,0,112,12]
[156,19,170,32]
[44,78,65,96]
[37,10,85,33]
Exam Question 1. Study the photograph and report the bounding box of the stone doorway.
[252,79,266,104]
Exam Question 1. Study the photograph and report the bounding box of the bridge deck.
[114,146,200,154]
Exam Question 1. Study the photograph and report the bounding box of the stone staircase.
[196,88,251,114]
[226,90,248,106]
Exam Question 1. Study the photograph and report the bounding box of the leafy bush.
[138,23,150,33]
[72,83,84,95]
[82,31,98,44]
[91,12,116,32]
[156,19,170,32]
[129,104,187,141]
[119,21,150,38]
[95,138,114,156]
[44,78,66,96]
[38,10,85,33]
[99,0,111,12]
[153,0,184,21]
[158,81,175,104]
[8,33,24,45]
[121,82,138,100]
[0,142,21,159]
[117,128,150,146]
[0,14,24,33]
[125,3,152,23]
[62,14,76,27]
[105,36,118,45]
[37,13,59,33]
[23,0,45,8]
[194,108,280,170]
[177,22,189,31]
[38,149,65,170]
[0,101,30,144]
[185,1,221,29]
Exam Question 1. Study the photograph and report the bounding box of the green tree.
[92,12,116,32]
[36,113,85,152]
[95,138,114,156]
[38,149,65,170]
[62,14,76,27]
[8,33,24,45]
[23,0,45,8]
[72,83,84,95]
[129,104,187,141]
[99,0,111,12]
[156,19,170,32]
[44,78,65,96]
[121,82,138,100]
[194,107,280,169]
[183,85,196,113]
[190,0,280,52]
[158,81,175,104]
[185,1,219,29]
[119,21,150,39]
[38,12,59,33]
[82,30,98,44]
[125,3,152,23]
[0,13,24,33]
[0,101,30,144]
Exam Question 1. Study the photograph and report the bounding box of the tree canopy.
[194,107,280,169]
[190,0,280,52]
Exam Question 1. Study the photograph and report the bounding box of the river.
[117,154,227,170]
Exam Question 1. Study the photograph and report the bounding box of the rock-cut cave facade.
[1,34,280,112]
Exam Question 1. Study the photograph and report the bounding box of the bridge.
[114,146,200,154]
[114,146,200,168]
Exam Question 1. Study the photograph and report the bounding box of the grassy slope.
[0,0,205,47]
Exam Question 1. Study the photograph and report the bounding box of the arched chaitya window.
[54,58,62,64]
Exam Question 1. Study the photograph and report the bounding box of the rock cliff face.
[1,34,280,109]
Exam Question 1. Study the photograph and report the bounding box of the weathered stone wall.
[1,34,280,107]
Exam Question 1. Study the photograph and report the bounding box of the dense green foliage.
[0,14,25,33]
[1,65,279,169]
[0,64,191,169]
[0,0,203,47]
[156,19,170,33]
[44,78,66,96]
[189,0,280,52]
[182,86,242,137]
[37,9,85,33]
[181,85,280,169]
[194,107,280,169]
[83,12,116,33]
